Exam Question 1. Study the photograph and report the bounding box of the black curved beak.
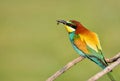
[56,20,67,25]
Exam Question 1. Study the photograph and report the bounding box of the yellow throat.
[65,25,75,33]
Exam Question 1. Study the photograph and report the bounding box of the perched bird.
[57,20,115,81]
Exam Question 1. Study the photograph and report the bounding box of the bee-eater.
[57,20,115,81]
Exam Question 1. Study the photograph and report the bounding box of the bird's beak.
[57,20,76,32]
[57,20,67,25]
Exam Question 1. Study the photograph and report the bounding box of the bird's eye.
[66,23,74,27]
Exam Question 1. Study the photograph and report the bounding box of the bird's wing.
[73,37,89,54]
[73,32,108,69]
[73,32,102,54]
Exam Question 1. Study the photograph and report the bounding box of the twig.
[46,56,84,81]
[88,58,120,81]
[105,53,120,63]
[46,52,120,81]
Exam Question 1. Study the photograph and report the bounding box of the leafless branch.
[105,53,120,63]
[46,52,120,81]
[46,56,84,81]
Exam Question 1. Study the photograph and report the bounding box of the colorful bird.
[57,20,115,81]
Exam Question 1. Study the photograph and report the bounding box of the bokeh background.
[0,0,120,81]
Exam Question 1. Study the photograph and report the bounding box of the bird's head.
[57,20,79,33]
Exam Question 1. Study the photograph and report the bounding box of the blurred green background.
[0,0,120,81]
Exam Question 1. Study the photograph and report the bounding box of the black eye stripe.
[66,23,76,29]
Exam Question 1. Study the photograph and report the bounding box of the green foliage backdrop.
[0,0,120,81]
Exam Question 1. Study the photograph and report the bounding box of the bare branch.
[88,58,120,81]
[105,53,120,63]
[46,52,120,81]
[46,56,84,81]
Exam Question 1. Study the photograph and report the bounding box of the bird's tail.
[86,55,116,81]
[107,72,116,81]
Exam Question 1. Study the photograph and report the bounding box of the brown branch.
[46,52,120,81]
[46,56,84,81]
[105,52,120,63]
[88,58,120,81]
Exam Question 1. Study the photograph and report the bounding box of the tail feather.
[107,72,116,81]
[86,55,116,81]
